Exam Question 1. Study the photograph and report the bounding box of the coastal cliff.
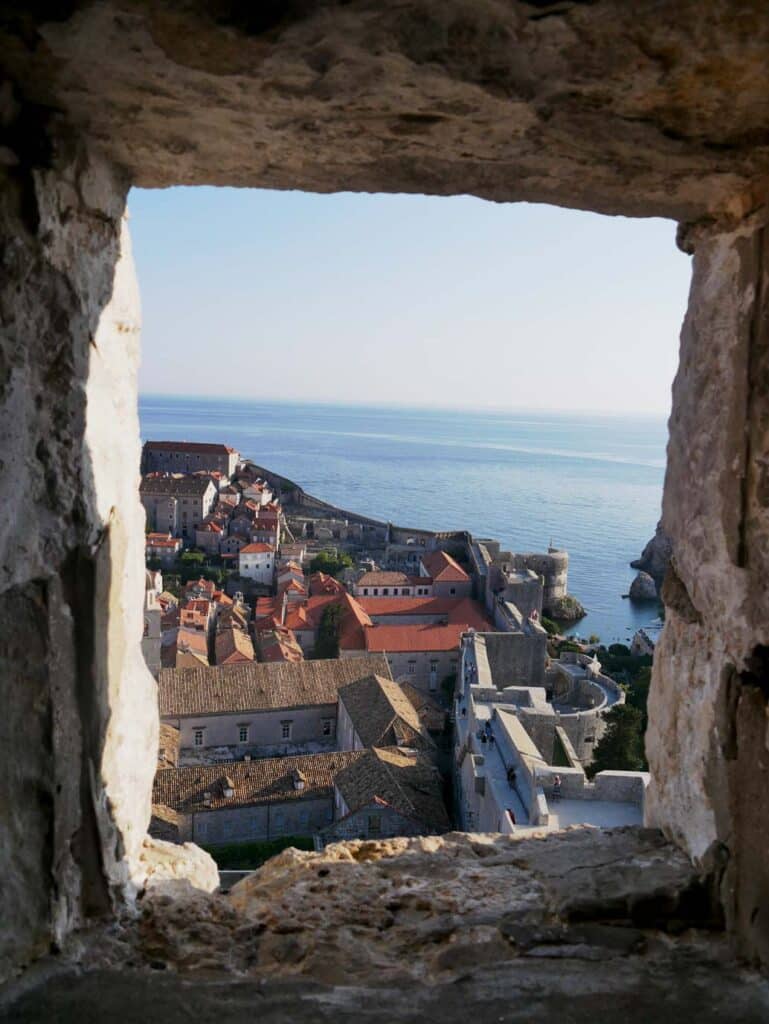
[631,521,672,588]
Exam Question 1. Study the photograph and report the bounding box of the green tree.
[310,550,353,579]
[179,549,205,566]
[587,704,646,778]
[626,665,652,734]
[541,616,559,636]
[314,604,342,659]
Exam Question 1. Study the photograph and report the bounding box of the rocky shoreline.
[628,521,672,602]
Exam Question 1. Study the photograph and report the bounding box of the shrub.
[204,835,315,870]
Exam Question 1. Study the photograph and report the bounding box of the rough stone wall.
[6,2,769,221]
[0,139,133,982]
[646,217,769,964]
[3,0,769,981]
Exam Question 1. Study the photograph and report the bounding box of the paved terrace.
[551,659,623,715]
[456,698,642,832]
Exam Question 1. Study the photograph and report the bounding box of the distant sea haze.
[139,395,667,644]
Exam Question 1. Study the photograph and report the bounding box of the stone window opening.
[4,7,769,1005]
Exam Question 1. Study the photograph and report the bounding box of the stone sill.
[3,827,769,1021]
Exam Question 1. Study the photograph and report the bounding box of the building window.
[383,588,389,595]
[281,721,293,740]
[373,588,378,596]
[193,728,204,747]
[322,719,333,737]
[408,661,416,675]
[143,619,149,638]
[238,725,249,743]
[367,815,381,835]
[363,588,369,596]
[450,587,456,595]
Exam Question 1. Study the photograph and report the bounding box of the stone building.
[152,744,449,849]
[458,632,621,765]
[152,751,364,846]
[419,550,473,598]
[141,571,162,676]
[455,695,646,835]
[158,655,391,762]
[5,3,769,1009]
[337,674,435,752]
[322,747,450,844]
[140,475,217,541]
[145,531,182,566]
[141,441,239,480]
[238,542,275,585]
[162,626,210,670]
[352,625,467,695]
[353,570,432,598]
[214,627,255,666]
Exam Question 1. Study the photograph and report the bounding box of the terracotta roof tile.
[358,596,491,628]
[154,750,365,812]
[332,747,449,832]
[339,675,434,750]
[420,550,470,583]
[309,572,345,595]
[215,628,255,665]
[356,571,412,587]
[140,475,215,497]
[363,623,472,653]
[158,654,391,717]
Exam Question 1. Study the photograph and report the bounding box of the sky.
[129,187,691,416]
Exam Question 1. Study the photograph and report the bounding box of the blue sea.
[139,395,667,645]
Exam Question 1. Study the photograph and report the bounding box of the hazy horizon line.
[139,390,670,422]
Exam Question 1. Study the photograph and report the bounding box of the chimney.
[222,776,235,799]
[292,768,306,791]
[203,790,212,806]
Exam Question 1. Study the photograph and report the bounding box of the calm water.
[139,395,667,644]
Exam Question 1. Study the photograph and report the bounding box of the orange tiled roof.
[363,623,472,653]
[420,550,470,583]
[146,533,181,548]
[358,596,490,629]
[215,627,255,665]
[240,542,275,554]
[309,572,345,595]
